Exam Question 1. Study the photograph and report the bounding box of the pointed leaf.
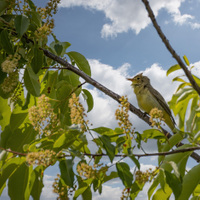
[59,159,74,187]
[67,51,91,76]
[82,89,94,112]
[0,0,9,14]
[8,162,30,200]
[24,66,40,96]
[183,55,190,66]
[14,15,30,37]
[116,162,133,188]
[167,64,181,76]
[178,163,200,200]
[0,29,13,54]
[31,46,44,74]
[100,135,115,162]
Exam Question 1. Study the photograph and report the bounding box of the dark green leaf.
[82,89,94,112]
[10,112,28,131]
[0,157,23,195]
[0,29,13,54]
[8,162,30,200]
[165,171,182,199]
[27,0,36,11]
[92,127,112,134]
[30,166,44,200]
[31,46,44,74]
[67,51,91,76]
[167,64,181,76]
[100,135,115,162]
[14,15,30,37]
[129,155,140,169]
[116,162,133,188]
[59,159,74,187]
[0,0,9,15]
[24,66,40,97]
[54,43,63,56]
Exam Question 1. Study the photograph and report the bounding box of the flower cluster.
[77,162,108,179]
[1,54,20,74]
[1,71,19,93]
[121,188,130,199]
[135,168,158,184]
[52,174,76,200]
[26,149,62,167]
[115,96,134,135]
[69,93,88,132]
[149,108,165,129]
[28,94,60,135]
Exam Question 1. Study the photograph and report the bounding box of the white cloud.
[59,0,200,38]
[83,59,179,131]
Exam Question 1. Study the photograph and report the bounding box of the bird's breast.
[134,87,162,113]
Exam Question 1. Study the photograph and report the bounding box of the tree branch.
[2,146,199,159]
[141,0,200,96]
[41,50,200,163]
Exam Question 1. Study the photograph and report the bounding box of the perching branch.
[41,50,200,162]
[141,0,200,96]
[1,146,200,159]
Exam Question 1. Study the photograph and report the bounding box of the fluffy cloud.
[59,0,200,38]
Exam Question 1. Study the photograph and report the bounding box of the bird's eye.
[137,77,140,80]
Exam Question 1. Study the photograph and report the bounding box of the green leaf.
[24,66,40,97]
[82,89,94,112]
[178,163,200,200]
[59,159,74,187]
[31,46,44,74]
[142,129,165,140]
[0,0,9,15]
[0,96,11,130]
[54,43,63,56]
[14,15,30,37]
[74,177,93,199]
[148,173,160,199]
[10,112,28,131]
[152,184,172,200]
[8,162,30,200]
[30,166,44,200]
[0,29,13,54]
[166,64,181,76]
[116,162,133,188]
[0,157,23,195]
[27,0,36,11]
[100,135,115,162]
[165,171,182,199]
[67,51,91,76]
[129,155,140,169]
[183,55,190,66]
[6,125,37,152]
[50,41,71,57]
[92,127,112,134]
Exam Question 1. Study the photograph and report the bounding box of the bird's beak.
[126,78,133,81]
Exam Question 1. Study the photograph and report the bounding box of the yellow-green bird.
[127,73,176,131]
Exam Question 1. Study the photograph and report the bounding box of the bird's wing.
[147,85,176,124]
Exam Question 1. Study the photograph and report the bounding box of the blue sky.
[3,0,200,199]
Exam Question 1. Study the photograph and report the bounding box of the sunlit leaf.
[178,163,200,200]
[67,51,91,76]
[24,66,40,97]
[183,55,190,66]
[166,64,181,76]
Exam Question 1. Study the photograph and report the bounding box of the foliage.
[0,0,200,200]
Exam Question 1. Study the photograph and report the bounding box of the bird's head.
[127,73,150,87]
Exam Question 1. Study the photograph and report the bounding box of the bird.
[127,73,176,131]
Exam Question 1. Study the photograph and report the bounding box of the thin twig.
[141,0,200,96]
